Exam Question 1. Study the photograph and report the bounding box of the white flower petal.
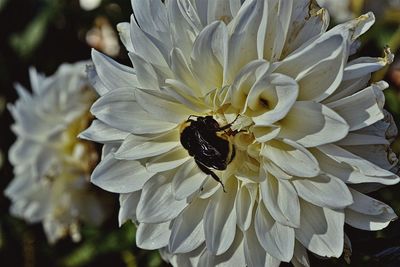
[255,201,295,262]
[291,241,310,267]
[129,52,162,90]
[343,55,392,81]
[260,174,300,227]
[229,59,270,110]
[262,160,292,180]
[206,229,246,267]
[343,144,397,170]
[118,191,140,226]
[172,160,208,200]
[91,153,152,193]
[136,221,172,250]
[244,221,281,267]
[275,32,346,102]
[91,49,139,89]
[86,64,109,96]
[327,83,386,131]
[114,131,180,160]
[250,73,299,126]
[225,0,265,84]
[204,178,237,255]
[261,139,320,177]
[282,1,329,57]
[9,138,40,164]
[295,200,344,258]
[129,15,170,72]
[116,22,134,52]
[345,188,397,231]
[169,48,201,96]
[191,21,227,94]
[91,88,176,134]
[206,0,233,24]
[137,172,188,223]
[278,101,349,147]
[134,89,193,124]
[79,119,129,143]
[131,0,170,42]
[335,133,389,146]
[292,175,353,209]
[317,144,399,184]
[323,74,370,103]
[251,125,281,143]
[169,198,208,253]
[235,183,257,231]
[260,0,294,61]
[167,0,198,58]
[146,147,191,173]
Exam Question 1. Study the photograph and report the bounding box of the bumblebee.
[180,115,237,192]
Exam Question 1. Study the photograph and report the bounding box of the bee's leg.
[218,114,241,132]
[195,159,226,193]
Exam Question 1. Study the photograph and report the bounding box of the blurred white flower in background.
[79,0,102,11]
[82,0,399,266]
[86,17,120,57]
[317,0,400,22]
[317,0,355,22]
[6,62,110,244]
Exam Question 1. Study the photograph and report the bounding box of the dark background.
[1,0,400,266]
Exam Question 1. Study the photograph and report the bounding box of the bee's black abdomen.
[180,115,235,174]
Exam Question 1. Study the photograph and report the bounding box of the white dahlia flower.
[82,0,399,265]
[6,62,110,244]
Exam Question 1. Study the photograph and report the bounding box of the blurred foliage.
[10,1,63,58]
[0,0,400,267]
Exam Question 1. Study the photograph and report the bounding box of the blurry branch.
[9,1,63,59]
